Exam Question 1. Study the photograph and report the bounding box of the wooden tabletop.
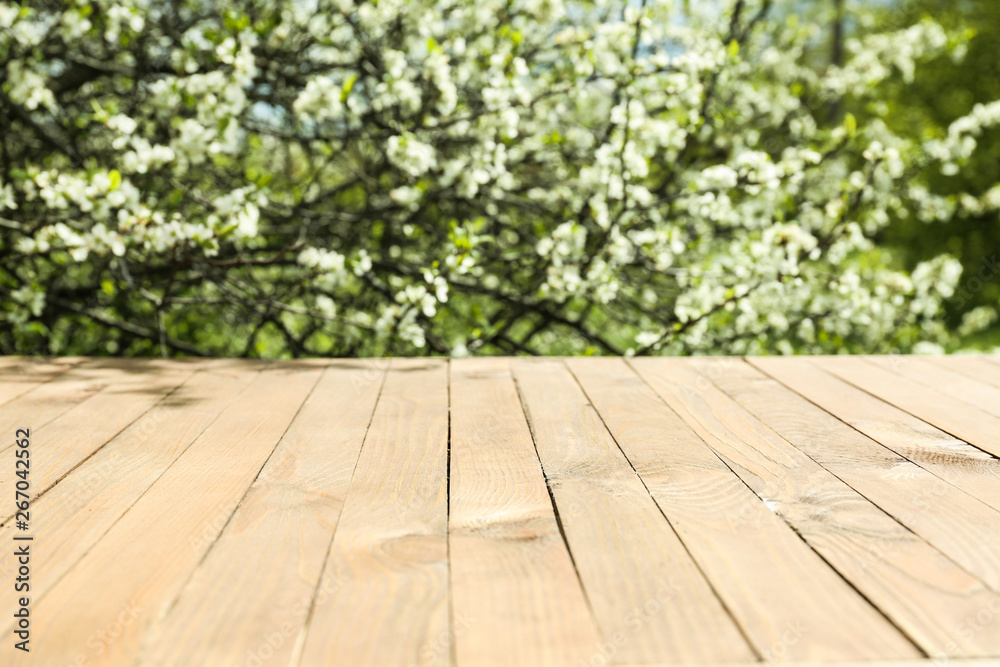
[2,355,1000,667]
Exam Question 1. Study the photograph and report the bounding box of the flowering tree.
[2,0,997,356]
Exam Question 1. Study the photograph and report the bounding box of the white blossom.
[0,0,992,355]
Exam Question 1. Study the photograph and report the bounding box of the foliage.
[863,0,1000,349]
[1,0,997,357]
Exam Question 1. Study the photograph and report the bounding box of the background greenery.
[870,0,1000,349]
[2,0,998,357]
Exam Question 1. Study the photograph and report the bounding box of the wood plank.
[0,356,81,406]
[137,361,386,666]
[0,359,202,516]
[18,362,322,667]
[0,356,76,373]
[0,361,259,617]
[297,359,450,667]
[810,355,1000,459]
[568,357,945,662]
[867,356,1000,419]
[0,358,140,456]
[937,355,1000,389]
[748,356,1000,515]
[510,358,754,665]
[4,354,1000,666]
[449,358,600,667]
[630,357,924,661]
[0,356,24,369]
[700,357,1000,656]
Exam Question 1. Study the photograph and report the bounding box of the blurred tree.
[865,0,1000,345]
[1,0,996,357]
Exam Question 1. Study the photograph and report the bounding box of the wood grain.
[0,355,998,667]
[630,357,922,661]
[296,359,451,667]
[0,356,81,406]
[811,355,1000,459]
[0,361,258,635]
[138,360,386,666]
[704,357,1000,655]
[0,358,152,458]
[18,362,322,667]
[569,356,940,662]
[941,355,1000,389]
[0,358,202,516]
[748,356,1000,515]
[449,358,600,667]
[867,355,1000,419]
[511,358,754,665]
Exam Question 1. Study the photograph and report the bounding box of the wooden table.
[2,355,1000,667]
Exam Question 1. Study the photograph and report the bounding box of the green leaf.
[727,39,740,58]
[844,112,858,137]
[217,223,239,238]
[341,73,358,103]
[223,12,250,33]
[109,170,122,191]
